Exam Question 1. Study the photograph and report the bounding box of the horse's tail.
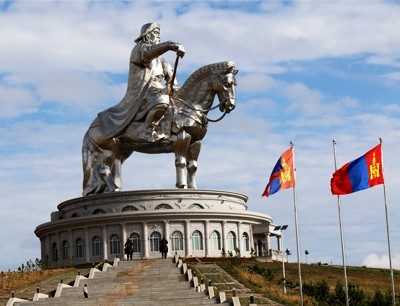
[81,122,122,196]
[82,125,107,196]
[82,131,95,196]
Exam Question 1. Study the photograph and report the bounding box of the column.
[40,237,44,261]
[68,230,73,261]
[204,220,210,257]
[121,223,127,260]
[237,222,242,256]
[143,222,149,258]
[265,233,271,256]
[84,227,90,263]
[102,226,108,261]
[43,235,48,262]
[41,236,47,262]
[221,221,227,253]
[56,232,61,264]
[163,221,170,256]
[249,225,254,255]
[45,235,50,263]
[122,223,127,243]
[277,235,282,251]
[185,220,191,257]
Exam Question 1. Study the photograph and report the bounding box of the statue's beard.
[146,37,160,45]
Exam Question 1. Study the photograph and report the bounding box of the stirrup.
[151,130,167,142]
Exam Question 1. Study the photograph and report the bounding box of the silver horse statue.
[82,61,238,196]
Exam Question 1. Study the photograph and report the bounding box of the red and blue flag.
[331,144,384,195]
[262,147,295,197]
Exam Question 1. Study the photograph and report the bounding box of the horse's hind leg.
[187,140,201,189]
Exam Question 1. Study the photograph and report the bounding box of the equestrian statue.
[82,23,238,196]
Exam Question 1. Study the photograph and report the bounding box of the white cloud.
[382,72,400,88]
[36,72,127,113]
[0,84,38,118]
[239,73,279,93]
[283,82,324,116]
[362,253,400,269]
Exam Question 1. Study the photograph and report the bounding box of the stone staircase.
[8,258,232,306]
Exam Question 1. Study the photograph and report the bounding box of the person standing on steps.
[124,238,133,260]
[83,284,88,298]
[160,236,168,259]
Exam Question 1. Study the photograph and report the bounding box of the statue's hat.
[134,23,160,43]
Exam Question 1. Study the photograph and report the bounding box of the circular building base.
[35,189,274,267]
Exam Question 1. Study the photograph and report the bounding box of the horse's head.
[214,65,238,113]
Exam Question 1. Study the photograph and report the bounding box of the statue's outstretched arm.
[142,41,185,62]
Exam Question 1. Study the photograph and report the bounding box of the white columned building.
[36,189,282,267]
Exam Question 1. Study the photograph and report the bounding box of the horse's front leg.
[173,130,191,188]
[187,140,201,189]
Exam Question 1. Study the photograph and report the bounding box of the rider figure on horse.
[98,23,185,142]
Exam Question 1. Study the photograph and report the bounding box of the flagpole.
[380,138,396,306]
[291,141,304,306]
[332,140,349,306]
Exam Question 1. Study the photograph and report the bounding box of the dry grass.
[216,260,400,305]
[2,259,399,306]
[0,269,73,296]
[295,263,399,295]
[0,267,91,306]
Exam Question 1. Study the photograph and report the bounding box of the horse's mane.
[177,61,235,97]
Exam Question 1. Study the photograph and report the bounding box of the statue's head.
[134,23,161,44]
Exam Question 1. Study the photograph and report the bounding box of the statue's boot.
[150,126,167,142]
[149,115,170,142]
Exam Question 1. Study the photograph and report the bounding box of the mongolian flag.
[262,147,295,197]
[331,144,384,195]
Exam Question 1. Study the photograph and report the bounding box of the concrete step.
[12,259,225,306]
[14,299,219,306]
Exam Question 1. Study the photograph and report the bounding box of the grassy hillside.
[1,259,399,306]
[213,258,400,305]
[0,266,91,306]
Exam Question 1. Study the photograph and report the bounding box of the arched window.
[242,232,250,252]
[188,204,204,209]
[155,204,172,210]
[62,240,69,260]
[171,231,183,251]
[110,234,120,254]
[122,205,138,212]
[71,213,80,218]
[210,231,221,251]
[192,230,203,251]
[93,209,106,215]
[51,242,58,261]
[92,236,102,257]
[130,233,141,253]
[76,239,84,258]
[150,232,161,252]
[227,231,237,252]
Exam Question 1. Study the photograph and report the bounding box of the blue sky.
[1,0,400,274]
